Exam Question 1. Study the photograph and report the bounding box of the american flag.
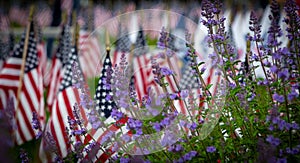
[40,46,88,161]
[37,42,49,83]
[78,30,102,78]
[46,24,71,111]
[8,6,28,26]
[177,57,201,115]
[35,6,52,27]
[131,28,151,100]
[94,6,112,28]
[95,51,117,118]
[87,49,130,162]
[0,21,45,145]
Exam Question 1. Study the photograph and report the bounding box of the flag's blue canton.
[179,57,201,89]
[12,22,38,73]
[95,52,116,118]
[56,25,72,67]
[168,33,177,51]
[115,27,131,52]
[134,27,148,56]
[0,38,10,61]
[9,33,15,52]
[59,47,81,91]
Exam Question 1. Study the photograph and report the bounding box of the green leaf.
[197,62,205,67]
[206,84,213,90]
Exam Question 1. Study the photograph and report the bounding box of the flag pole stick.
[74,22,80,48]
[72,11,78,47]
[15,5,35,118]
[62,10,68,25]
[105,29,110,52]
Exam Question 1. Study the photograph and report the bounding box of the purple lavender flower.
[160,116,171,126]
[19,149,29,163]
[160,67,173,76]
[120,157,130,163]
[200,66,206,74]
[206,146,216,153]
[249,11,263,42]
[276,157,287,163]
[54,156,63,163]
[291,122,300,130]
[31,111,42,139]
[153,122,162,132]
[175,144,184,152]
[157,27,167,49]
[151,57,163,86]
[270,65,278,73]
[292,148,299,154]
[72,129,86,136]
[121,134,131,143]
[288,88,299,101]
[180,90,189,99]
[74,141,83,159]
[31,111,40,130]
[278,68,290,80]
[272,93,285,103]
[111,108,124,121]
[85,141,101,160]
[187,122,198,130]
[88,110,103,129]
[277,119,286,130]
[182,150,198,161]
[266,135,280,146]
[169,93,178,100]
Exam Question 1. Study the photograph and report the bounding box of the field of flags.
[0,0,299,162]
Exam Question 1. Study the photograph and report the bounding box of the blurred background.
[0,0,299,162]
[0,0,284,58]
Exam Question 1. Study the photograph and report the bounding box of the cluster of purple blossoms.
[127,118,143,136]
[266,115,299,131]
[19,148,29,163]
[157,27,175,57]
[152,112,179,133]
[88,109,104,129]
[151,57,174,86]
[206,146,216,153]
[73,141,84,159]
[84,141,101,161]
[201,0,221,27]
[248,11,263,42]
[179,89,189,99]
[66,105,87,137]
[266,135,281,146]
[174,151,197,163]
[31,111,42,139]
[72,61,103,130]
[111,108,124,121]
[160,66,173,76]
[179,119,198,131]
[119,156,130,163]
[151,56,164,86]
[168,144,184,153]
